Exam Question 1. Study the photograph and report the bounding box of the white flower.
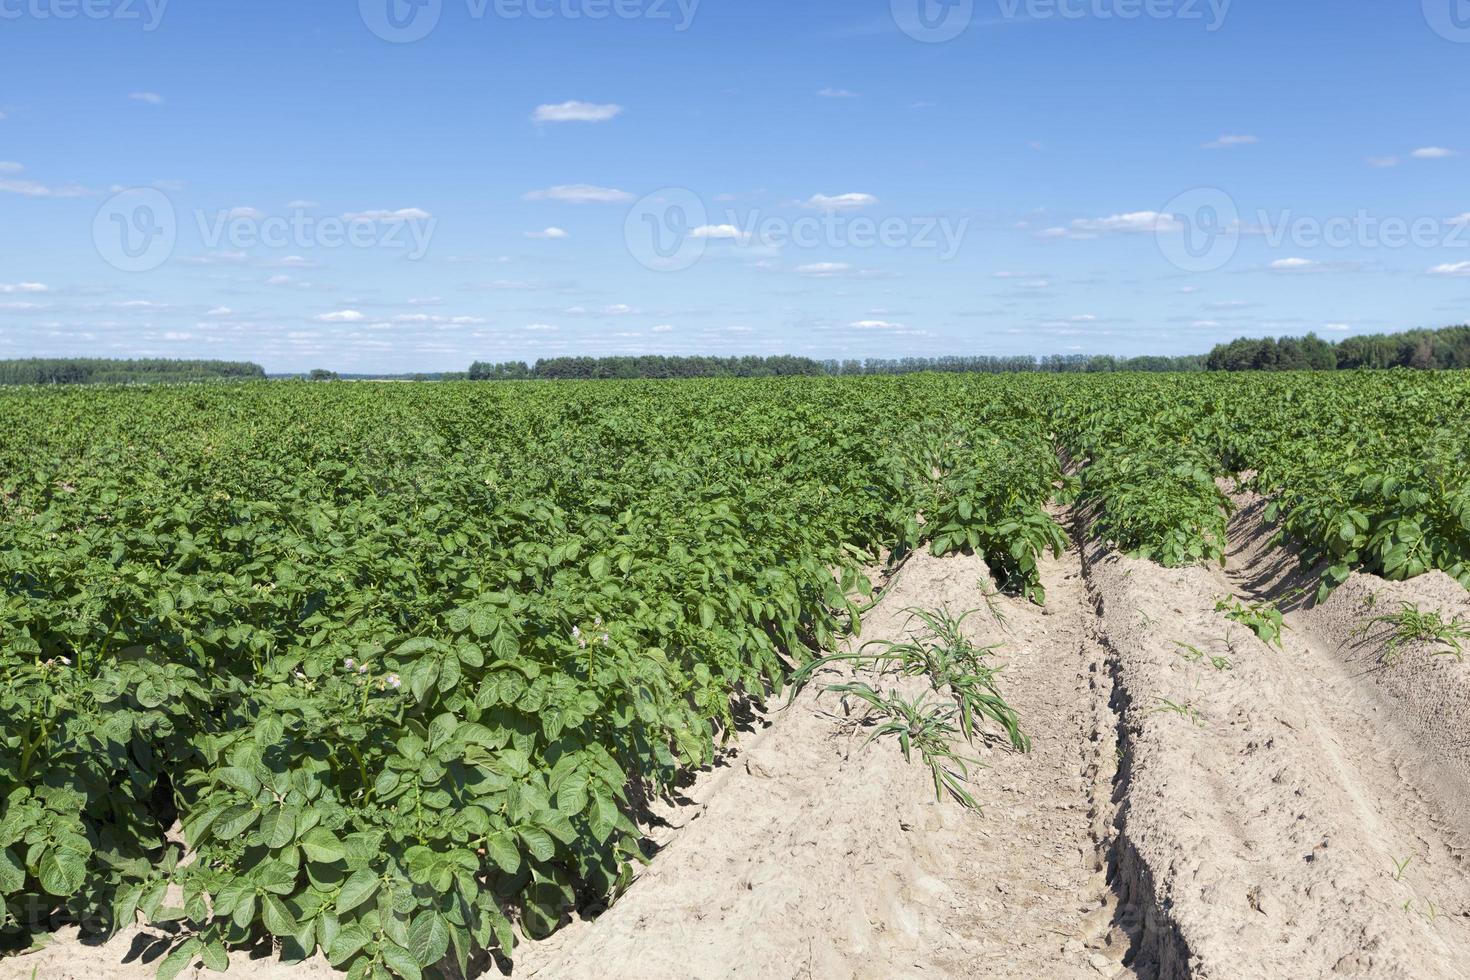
[344,658,356,669]
[599,633,610,645]
[58,656,72,666]
[594,615,603,627]
[571,626,581,639]
[387,674,402,689]
[358,664,369,674]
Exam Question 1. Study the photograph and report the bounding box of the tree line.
[0,358,266,386]
[468,353,1206,381]
[1205,326,1470,372]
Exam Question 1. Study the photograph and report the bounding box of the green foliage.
[1215,598,1285,648]
[1354,602,1470,665]
[0,359,264,386]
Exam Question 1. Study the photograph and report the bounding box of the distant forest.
[469,352,1207,381]
[0,358,266,386]
[4,325,1469,386]
[1204,325,1470,372]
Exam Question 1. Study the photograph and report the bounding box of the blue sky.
[2,0,1469,372]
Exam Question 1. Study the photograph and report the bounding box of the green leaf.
[302,826,346,864]
[336,868,380,916]
[37,848,87,897]
[484,832,521,875]
[0,848,23,893]
[380,941,424,980]
[157,938,203,980]
[407,910,451,968]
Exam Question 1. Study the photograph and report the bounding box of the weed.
[1354,602,1470,665]
[1216,597,1285,648]
[1152,696,1204,727]
[1392,856,1412,882]
[1175,641,1232,671]
[828,682,985,810]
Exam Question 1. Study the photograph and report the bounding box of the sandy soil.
[1083,494,1470,979]
[7,501,1470,980]
[517,545,1134,979]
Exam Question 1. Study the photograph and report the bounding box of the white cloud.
[524,227,569,239]
[207,306,233,316]
[0,282,48,294]
[1076,211,1183,234]
[129,92,164,105]
[1203,134,1259,149]
[392,314,485,325]
[0,173,92,198]
[266,275,294,286]
[1324,323,1352,332]
[850,319,903,330]
[226,206,266,220]
[1412,147,1457,159]
[797,262,851,277]
[1428,261,1470,277]
[161,331,193,341]
[726,325,754,333]
[0,161,21,174]
[533,101,623,123]
[1366,156,1399,169]
[817,88,859,98]
[1270,257,1320,271]
[524,184,633,204]
[524,323,559,332]
[690,223,749,241]
[601,304,637,315]
[651,324,674,333]
[802,193,878,212]
[314,310,366,323]
[343,207,432,221]
[287,200,319,209]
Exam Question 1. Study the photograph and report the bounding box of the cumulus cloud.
[343,208,433,221]
[651,324,674,333]
[1428,261,1470,277]
[533,101,623,123]
[524,227,569,239]
[313,310,366,323]
[1039,211,1183,239]
[1269,257,1320,271]
[0,282,49,294]
[797,262,851,277]
[1412,147,1457,159]
[802,193,878,212]
[524,184,633,204]
[690,224,750,241]
[1203,134,1259,149]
